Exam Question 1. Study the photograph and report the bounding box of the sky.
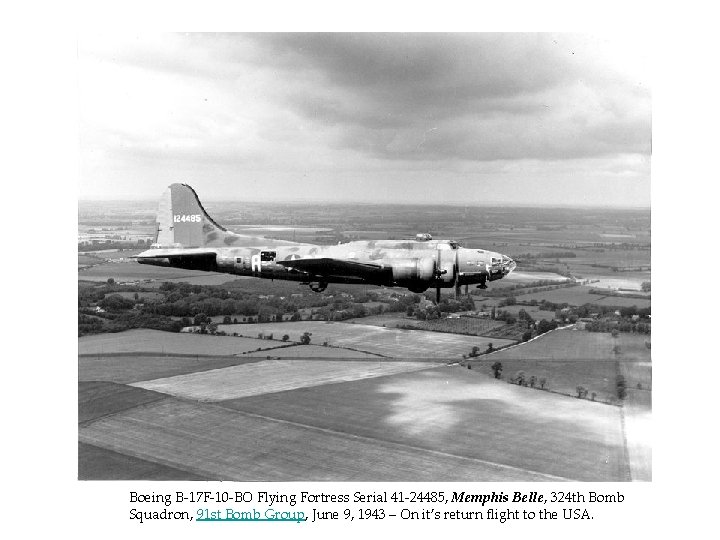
[78,33,651,206]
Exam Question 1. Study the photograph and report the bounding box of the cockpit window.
[260,251,276,262]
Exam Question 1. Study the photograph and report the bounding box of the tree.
[576,385,588,399]
[100,294,134,312]
[516,371,526,386]
[539,377,547,389]
[529,375,536,388]
[223,315,232,324]
[616,374,627,400]
[282,334,289,342]
[193,312,210,326]
[536,319,557,334]
[486,342,494,353]
[470,346,480,357]
[522,331,532,342]
[491,362,503,379]
[107,278,115,285]
[300,332,312,345]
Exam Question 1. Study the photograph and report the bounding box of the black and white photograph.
[77,32,651,482]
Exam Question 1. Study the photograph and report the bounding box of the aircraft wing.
[276,258,386,280]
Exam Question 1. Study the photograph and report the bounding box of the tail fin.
[154,183,235,248]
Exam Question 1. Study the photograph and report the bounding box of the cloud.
[78,33,650,205]
[242,33,651,162]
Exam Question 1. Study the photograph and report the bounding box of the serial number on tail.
[174,214,202,223]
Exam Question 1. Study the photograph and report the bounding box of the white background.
[2,1,716,538]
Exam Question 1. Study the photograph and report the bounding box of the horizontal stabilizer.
[135,249,218,271]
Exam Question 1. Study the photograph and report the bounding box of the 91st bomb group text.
[128,490,624,524]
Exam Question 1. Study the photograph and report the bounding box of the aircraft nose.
[502,255,516,274]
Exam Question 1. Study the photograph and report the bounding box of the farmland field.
[504,271,570,283]
[244,345,381,358]
[78,381,167,423]
[219,321,516,357]
[79,354,263,384]
[78,328,280,356]
[505,286,604,306]
[131,359,440,401]
[486,327,651,362]
[589,296,652,309]
[79,442,210,480]
[467,359,620,403]
[79,397,560,481]
[344,313,417,327]
[221,366,629,481]
[397,317,505,336]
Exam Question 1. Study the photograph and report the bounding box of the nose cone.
[502,254,516,275]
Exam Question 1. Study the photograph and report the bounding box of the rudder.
[154,183,230,248]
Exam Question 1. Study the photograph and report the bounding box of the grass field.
[79,396,573,481]
[79,354,264,384]
[486,327,651,362]
[589,296,652,309]
[78,381,168,423]
[131,360,440,401]
[244,345,380,358]
[78,442,210,480]
[398,317,505,336]
[504,271,570,282]
[220,321,515,358]
[506,286,604,305]
[78,329,280,356]
[491,305,557,320]
[344,313,416,327]
[467,359,620,403]
[221,366,629,481]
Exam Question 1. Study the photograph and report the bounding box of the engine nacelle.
[390,257,436,288]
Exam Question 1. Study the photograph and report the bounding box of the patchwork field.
[504,271,570,282]
[486,327,651,362]
[589,296,652,309]
[507,286,604,305]
[244,345,380,358]
[220,366,629,481]
[220,321,515,358]
[79,381,168,423]
[79,354,262,384]
[78,325,647,481]
[467,359,619,403]
[78,329,280,356]
[79,398,557,481]
[131,360,440,401]
[79,442,210,480]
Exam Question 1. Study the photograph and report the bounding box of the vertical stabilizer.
[154,183,233,248]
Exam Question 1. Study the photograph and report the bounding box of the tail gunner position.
[136,184,516,301]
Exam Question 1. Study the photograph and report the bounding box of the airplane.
[136,183,517,302]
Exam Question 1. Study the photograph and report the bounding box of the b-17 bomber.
[136,184,516,301]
